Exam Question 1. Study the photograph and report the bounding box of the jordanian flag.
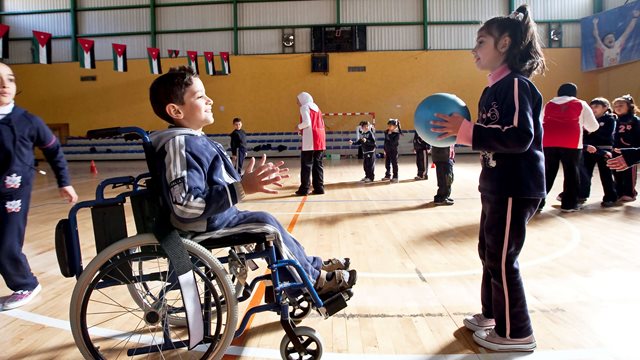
[220,52,231,74]
[204,52,215,75]
[147,47,162,74]
[168,49,179,58]
[0,24,9,59]
[32,30,52,64]
[78,38,95,69]
[112,43,127,72]
[187,51,199,74]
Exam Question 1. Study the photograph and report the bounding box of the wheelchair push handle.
[86,126,151,144]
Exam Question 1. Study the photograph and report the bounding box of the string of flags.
[0,25,230,75]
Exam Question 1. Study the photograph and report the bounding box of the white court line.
[0,310,618,360]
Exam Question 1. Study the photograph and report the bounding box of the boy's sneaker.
[463,313,495,331]
[294,189,310,196]
[380,176,391,181]
[3,284,42,310]
[434,198,454,206]
[414,175,428,180]
[363,178,373,183]
[315,269,357,296]
[360,177,367,182]
[473,328,536,352]
[560,205,583,213]
[390,178,399,183]
[322,258,350,272]
[601,200,617,208]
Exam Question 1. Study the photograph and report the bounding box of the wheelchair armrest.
[187,223,280,249]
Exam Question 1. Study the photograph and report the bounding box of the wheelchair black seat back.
[55,126,353,360]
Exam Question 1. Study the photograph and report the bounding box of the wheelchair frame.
[55,126,351,360]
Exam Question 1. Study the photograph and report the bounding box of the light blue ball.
[413,93,471,147]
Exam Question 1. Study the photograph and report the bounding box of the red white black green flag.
[204,52,215,75]
[168,49,179,58]
[78,38,95,69]
[147,47,162,74]
[187,51,199,74]
[32,30,52,64]
[112,43,127,72]
[0,24,9,59]
[220,52,230,74]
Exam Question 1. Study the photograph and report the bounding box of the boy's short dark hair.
[590,97,611,109]
[149,66,198,124]
[233,117,242,123]
[557,83,577,97]
[359,120,370,127]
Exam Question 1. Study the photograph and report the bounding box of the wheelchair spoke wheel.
[279,326,323,360]
[70,234,237,360]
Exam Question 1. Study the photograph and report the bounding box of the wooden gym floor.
[1,155,639,360]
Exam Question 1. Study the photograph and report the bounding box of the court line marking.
[0,310,616,359]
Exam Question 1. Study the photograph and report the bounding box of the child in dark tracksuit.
[431,145,454,205]
[229,117,248,175]
[0,62,78,310]
[612,95,640,202]
[579,97,618,206]
[149,66,356,297]
[351,121,376,182]
[431,5,545,352]
[413,132,430,180]
[382,119,401,183]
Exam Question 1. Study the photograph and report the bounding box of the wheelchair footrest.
[320,289,353,318]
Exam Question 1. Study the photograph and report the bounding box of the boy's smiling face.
[170,77,214,131]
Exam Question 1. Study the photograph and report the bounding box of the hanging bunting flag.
[147,47,162,74]
[220,52,231,75]
[204,51,215,75]
[77,38,95,69]
[112,43,127,72]
[32,30,52,64]
[0,24,10,59]
[187,51,199,74]
[168,49,180,58]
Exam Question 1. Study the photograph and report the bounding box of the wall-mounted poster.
[581,2,640,71]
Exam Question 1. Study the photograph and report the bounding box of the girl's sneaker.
[322,258,350,272]
[381,176,391,181]
[390,178,399,183]
[463,313,495,331]
[473,329,536,352]
[3,284,42,310]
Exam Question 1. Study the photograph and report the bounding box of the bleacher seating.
[62,130,472,161]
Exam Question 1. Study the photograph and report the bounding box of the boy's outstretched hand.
[241,154,290,194]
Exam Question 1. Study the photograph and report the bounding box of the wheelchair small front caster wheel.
[289,295,312,323]
[279,326,323,360]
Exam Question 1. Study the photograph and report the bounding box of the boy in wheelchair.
[148,65,356,297]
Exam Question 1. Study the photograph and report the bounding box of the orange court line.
[223,195,308,359]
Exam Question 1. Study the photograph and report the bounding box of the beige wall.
[9,48,635,136]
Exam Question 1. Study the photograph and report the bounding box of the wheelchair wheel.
[289,295,313,323]
[125,241,234,327]
[279,326,324,360]
[70,234,237,359]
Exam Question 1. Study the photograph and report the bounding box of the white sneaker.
[463,313,495,331]
[473,328,536,352]
[3,284,42,310]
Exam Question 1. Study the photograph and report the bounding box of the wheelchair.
[55,126,354,359]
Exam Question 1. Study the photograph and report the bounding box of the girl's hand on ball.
[431,113,466,140]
